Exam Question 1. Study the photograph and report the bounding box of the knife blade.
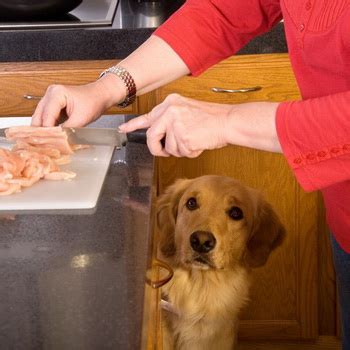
[0,127,147,149]
[64,127,129,148]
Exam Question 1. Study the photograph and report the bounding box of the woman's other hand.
[31,74,126,127]
[119,94,231,158]
[119,94,281,157]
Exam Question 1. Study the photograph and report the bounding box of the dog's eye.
[186,197,198,210]
[228,206,244,220]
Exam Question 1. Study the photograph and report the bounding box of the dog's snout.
[190,231,216,253]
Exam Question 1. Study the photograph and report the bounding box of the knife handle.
[126,129,165,148]
[126,129,147,144]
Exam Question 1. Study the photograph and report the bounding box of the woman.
[31,1,350,348]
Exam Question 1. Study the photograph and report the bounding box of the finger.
[146,126,170,157]
[61,115,86,128]
[118,114,153,133]
[176,140,192,158]
[118,98,172,133]
[31,99,45,126]
[174,136,203,158]
[163,131,181,157]
[187,150,203,158]
[41,95,68,127]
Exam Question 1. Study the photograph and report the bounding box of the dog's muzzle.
[190,231,216,253]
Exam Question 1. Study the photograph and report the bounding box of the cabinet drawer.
[0,60,137,117]
[157,53,301,104]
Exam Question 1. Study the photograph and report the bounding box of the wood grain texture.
[317,194,338,335]
[157,53,301,105]
[237,336,341,350]
[0,60,139,116]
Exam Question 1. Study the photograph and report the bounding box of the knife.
[64,127,147,149]
[0,127,147,149]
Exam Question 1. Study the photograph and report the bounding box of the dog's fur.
[156,175,285,350]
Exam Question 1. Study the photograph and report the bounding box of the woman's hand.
[119,94,282,157]
[119,94,232,158]
[31,74,126,127]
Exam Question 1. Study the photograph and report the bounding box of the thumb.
[61,113,89,128]
[118,114,152,133]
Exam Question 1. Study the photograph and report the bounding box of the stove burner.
[0,13,80,23]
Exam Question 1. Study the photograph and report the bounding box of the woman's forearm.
[225,102,283,153]
[100,35,190,104]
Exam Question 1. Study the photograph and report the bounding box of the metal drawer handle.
[23,94,43,100]
[146,258,174,289]
[211,86,262,93]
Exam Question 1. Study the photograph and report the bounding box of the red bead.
[317,151,327,157]
[306,153,316,160]
[330,147,340,154]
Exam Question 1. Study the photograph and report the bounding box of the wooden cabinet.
[153,54,339,347]
[0,60,154,117]
[0,54,339,348]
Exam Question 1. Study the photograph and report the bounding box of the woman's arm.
[31,36,189,127]
[31,0,282,127]
[155,0,282,76]
[120,89,350,192]
[118,94,280,158]
[276,91,350,191]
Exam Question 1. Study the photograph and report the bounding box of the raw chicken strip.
[0,125,88,196]
[6,125,74,155]
[44,171,76,181]
[13,140,62,158]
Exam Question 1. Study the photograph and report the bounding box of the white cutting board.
[0,118,114,213]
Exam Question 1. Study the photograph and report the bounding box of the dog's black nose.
[190,231,216,253]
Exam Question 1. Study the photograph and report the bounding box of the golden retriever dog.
[156,175,285,350]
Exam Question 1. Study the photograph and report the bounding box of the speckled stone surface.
[0,22,287,62]
[0,28,154,62]
[0,116,154,350]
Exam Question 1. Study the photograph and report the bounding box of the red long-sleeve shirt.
[154,0,350,252]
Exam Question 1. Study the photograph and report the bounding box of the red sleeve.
[153,0,282,76]
[276,91,350,191]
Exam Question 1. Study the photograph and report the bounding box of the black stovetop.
[0,0,119,30]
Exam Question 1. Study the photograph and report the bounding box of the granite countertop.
[0,116,154,350]
[0,2,288,63]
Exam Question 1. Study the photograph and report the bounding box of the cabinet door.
[155,54,319,340]
[0,60,152,116]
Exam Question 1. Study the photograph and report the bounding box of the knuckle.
[166,104,181,116]
[165,93,182,103]
[146,128,154,139]
[47,84,65,95]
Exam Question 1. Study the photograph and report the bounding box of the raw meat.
[0,125,87,196]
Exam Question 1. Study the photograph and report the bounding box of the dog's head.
[157,175,285,270]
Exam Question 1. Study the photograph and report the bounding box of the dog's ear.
[244,195,286,268]
[156,178,193,258]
